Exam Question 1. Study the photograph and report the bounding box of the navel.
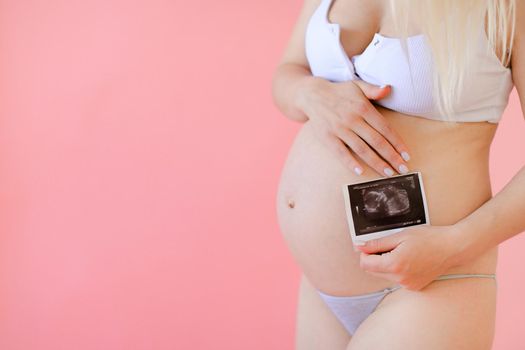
[287,198,296,209]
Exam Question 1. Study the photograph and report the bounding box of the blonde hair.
[389,0,516,123]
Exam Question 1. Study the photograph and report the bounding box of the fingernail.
[401,151,410,161]
[380,84,388,88]
[398,164,409,174]
[354,167,363,175]
[384,168,394,177]
[354,240,366,246]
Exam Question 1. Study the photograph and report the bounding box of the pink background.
[0,1,523,349]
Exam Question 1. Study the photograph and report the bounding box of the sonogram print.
[345,173,428,236]
[362,185,410,219]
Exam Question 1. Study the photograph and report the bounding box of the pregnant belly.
[275,114,499,295]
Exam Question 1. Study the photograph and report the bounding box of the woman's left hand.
[355,225,461,291]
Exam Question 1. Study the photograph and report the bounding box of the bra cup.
[362,38,437,117]
[305,14,356,82]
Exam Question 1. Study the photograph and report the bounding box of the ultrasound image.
[344,173,428,236]
[362,185,410,219]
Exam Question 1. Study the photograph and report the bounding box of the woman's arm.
[435,0,525,268]
[271,0,321,123]
[448,167,525,267]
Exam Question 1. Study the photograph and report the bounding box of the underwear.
[317,273,497,336]
[304,0,514,123]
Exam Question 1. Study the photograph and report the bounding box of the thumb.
[352,79,391,100]
[356,232,403,254]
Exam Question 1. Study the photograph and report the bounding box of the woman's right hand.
[297,77,411,177]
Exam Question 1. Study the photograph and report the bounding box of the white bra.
[305,0,514,123]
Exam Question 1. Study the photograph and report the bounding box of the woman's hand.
[297,77,411,177]
[354,225,461,291]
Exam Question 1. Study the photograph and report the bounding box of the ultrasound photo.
[363,184,411,219]
[342,172,429,241]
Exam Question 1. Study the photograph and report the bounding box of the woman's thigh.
[346,276,498,350]
[296,273,351,350]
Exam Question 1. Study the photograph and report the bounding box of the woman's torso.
[276,0,504,296]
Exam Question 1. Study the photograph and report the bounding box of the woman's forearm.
[271,63,322,123]
[446,164,525,267]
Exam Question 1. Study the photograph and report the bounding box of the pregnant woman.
[272,0,524,348]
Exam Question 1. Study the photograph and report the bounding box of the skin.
[272,0,525,349]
